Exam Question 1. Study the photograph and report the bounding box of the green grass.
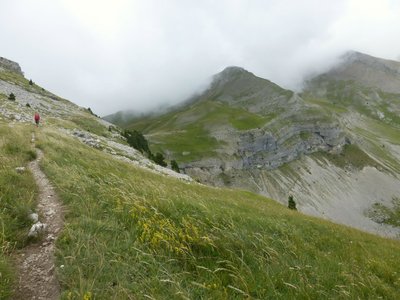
[32,127,400,299]
[0,69,44,94]
[149,125,220,162]
[228,112,268,130]
[303,96,348,114]
[126,100,272,162]
[0,122,39,298]
[69,114,111,137]
[0,69,30,88]
[0,69,75,107]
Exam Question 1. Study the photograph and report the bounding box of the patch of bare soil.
[13,139,64,299]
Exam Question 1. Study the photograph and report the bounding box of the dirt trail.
[13,134,64,299]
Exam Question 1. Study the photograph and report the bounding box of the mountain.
[109,52,400,238]
[311,51,400,94]
[2,56,400,299]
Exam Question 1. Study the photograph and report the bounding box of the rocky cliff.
[0,57,23,75]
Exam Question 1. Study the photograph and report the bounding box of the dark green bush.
[123,130,151,155]
[153,152,167,167]
[288,195,297,210]
[8,93,15,101]
[171,160,180,173]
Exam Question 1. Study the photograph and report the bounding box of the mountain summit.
[314,50,400,94]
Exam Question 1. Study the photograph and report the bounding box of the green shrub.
[171,159,180,173]
[152,152,167,167]
[288,195,297,210]
[123,130,150,155]
[8,93,15,101]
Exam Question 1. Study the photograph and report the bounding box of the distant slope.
[117,66,345,166]
[317,51,400,94]
[110,53,400,238]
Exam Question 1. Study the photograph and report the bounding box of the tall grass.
[0,123,38,298]
[35,128,400,299]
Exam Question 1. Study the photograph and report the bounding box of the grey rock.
[16,167,26,173]
[28,213,39,223]
[28,222,47,238]
[0,57,23,75]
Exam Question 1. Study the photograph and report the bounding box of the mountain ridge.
[110,50,400,238]
[311,50,400,94]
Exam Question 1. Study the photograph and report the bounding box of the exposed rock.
[64,128,193,182]
[16,166,26,173]
[28,213,39,223]
[237,123,346,170]
[0,57,23,75]
[28,222,47,238]
[72,129,102,148]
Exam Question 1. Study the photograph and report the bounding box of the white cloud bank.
[1,0,400,115]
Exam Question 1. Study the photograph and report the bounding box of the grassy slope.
[28,127,400,299]
[0,122,38,299]
[0,68,108,138]
[127,100,272,162]
[303,79,400,171]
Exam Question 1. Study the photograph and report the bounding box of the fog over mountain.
[1,0,400,115]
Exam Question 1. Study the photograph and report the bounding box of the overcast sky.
[1,0,400,116]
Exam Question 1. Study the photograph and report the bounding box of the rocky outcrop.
[238,123,346,170]
[67,129,193,182]
[0,57,23,75]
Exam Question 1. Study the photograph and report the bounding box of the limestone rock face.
[238,124,346,170]
[0,57,23,75]
[28,222,47,238]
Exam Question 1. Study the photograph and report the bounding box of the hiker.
[34,112,40,127]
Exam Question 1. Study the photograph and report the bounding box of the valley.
[1,53,400,298]
[107,51,400,239]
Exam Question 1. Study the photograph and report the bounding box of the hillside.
[2,56,400,299]
[109,52,400,239]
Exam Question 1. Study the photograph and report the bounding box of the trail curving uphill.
[13,135,64,300]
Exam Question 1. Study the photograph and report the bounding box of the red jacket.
[34,113,40,121]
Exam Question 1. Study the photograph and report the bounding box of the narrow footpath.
[13,134,64,300]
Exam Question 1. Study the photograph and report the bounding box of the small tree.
[288,195,297,210]
[171,160,180,173]
[153,152,167,167]
[29,79,33,85]
[8,93,15,101]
